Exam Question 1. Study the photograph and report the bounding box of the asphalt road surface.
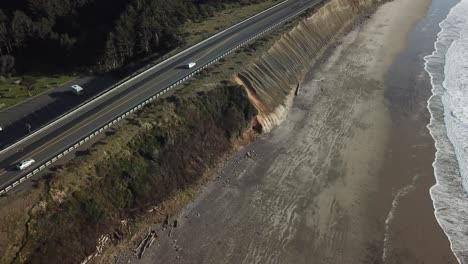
[0,75,118,147]
[0,0,321,191]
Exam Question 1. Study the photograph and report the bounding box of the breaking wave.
[424,0,468,262]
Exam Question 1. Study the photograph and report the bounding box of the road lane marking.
[6,69,184,166]
[5,25,243,168]
[1,34,229,164]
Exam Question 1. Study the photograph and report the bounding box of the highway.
[0,0,321,192]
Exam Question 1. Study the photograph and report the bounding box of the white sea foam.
[425,0,468,262]
[382,175,418,262]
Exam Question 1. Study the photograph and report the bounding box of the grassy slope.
[19,85,256,263]
[0,75,76,111]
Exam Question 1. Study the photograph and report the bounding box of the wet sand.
[131,0,456,263]
[376,0,459,262]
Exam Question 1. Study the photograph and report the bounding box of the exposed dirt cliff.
[237,0,380,132]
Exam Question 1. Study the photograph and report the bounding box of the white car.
[16,159,35,170]
[71,84,84,95]
[185,62,196,69]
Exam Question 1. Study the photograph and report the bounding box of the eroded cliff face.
[236,0,380,132]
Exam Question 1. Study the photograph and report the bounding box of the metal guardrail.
[0,5,310,196]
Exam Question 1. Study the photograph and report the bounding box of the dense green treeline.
[0,0,262,75]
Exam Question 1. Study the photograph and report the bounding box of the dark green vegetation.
[0,0,265,75]
[18,84,256,263]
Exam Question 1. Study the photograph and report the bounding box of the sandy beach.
[127,0,457,263]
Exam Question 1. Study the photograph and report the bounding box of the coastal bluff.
[236,0,381,132]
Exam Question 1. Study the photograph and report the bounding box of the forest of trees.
[0,0,263,76]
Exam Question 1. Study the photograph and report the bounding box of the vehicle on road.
[16,159,35,170]
[71,85,84,95]
[185,62,196,69]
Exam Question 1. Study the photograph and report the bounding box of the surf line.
[381,174,419,262]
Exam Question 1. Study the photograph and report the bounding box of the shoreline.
[119,0,456,263]
[377,0,459,261]
[424,0,468,262]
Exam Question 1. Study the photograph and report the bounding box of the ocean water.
[425,0,468,262]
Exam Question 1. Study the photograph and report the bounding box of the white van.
[71,84,84,95]
[16,158,35,170]
[186,62,196,69]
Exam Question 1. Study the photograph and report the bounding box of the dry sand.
[128,0,456,263]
